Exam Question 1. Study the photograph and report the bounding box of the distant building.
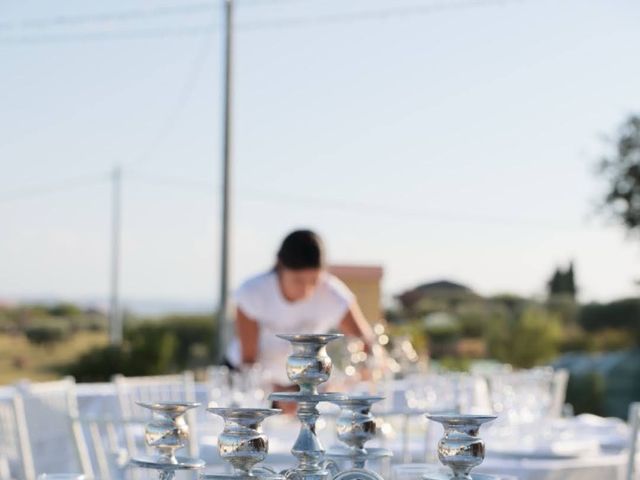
[329,265,383,323]
[397,279,476,310]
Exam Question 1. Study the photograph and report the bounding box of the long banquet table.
[0,381,633,480]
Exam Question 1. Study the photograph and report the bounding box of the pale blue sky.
[1,0,639,308]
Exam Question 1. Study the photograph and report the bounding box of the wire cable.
[124,171,576,229]
[125,27,215,168]
[0,173,110,203]
[240,0,518,31]
[0,2,218,31]
[0,0,525,44]
[0,25,217,44]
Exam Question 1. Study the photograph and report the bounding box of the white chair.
[549,368,570,418]
[112,372,198,460]
[15,377,93,479]
[0,387,34,480]
[628,402,640,480]
[76,413,134,480]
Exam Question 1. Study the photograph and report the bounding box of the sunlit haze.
[2,0,640,309]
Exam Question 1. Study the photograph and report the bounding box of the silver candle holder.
[269,334,346,480]
[126,333,505,480]
[326,395,392,480]
[423,414,496,480]
[131,401,205,480]
[202,407,282,480]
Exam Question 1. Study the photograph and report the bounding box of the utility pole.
[216,0,234,364]
[109,165,123,345]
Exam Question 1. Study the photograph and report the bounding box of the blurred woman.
[225,229,376,389]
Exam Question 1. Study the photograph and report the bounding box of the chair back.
[628,402,640,480]
[549,368,570,418]
[112,372,198,458]
[16,378,93,479]
[0,387,35,480]
[76,410,137,480]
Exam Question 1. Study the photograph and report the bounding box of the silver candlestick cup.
[335,395,384,456]
[279,334,340,394]
[131,401,204,480]
[424,414,497,480]
[202,407,282,479]
[326,395,391,480]
[269,334,345,480]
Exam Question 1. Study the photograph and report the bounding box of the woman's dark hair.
[277,230,325,270]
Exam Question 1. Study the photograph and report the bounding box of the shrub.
[46,303,82,317]
[579,299,640,332]
[64,345,132,382]
[126,315,216,370]
[64,332,178,382]
[486,308,562,368]
[485,315,511,362]
[0,311,17,333]
[508,308,563,368]
[457,311,487,338]
[590,329,636,351]
[24,321,71,346]
[559,329,594,353]
[438,356,471,372]
[547,295,578,325]
[62,314,218,381]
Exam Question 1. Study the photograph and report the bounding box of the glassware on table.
[404,373,478,413]
[37,475,86,480]
[487,367,555,445]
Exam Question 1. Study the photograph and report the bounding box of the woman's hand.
[339,301,377,350]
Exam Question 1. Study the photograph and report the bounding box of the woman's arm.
[339,301,376,350]
[236,307,259,364]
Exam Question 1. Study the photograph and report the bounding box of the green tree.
[579,298,640,346]
[486,308,562,368]
[599,114,640,233]
[509,308,563,367]
[547,262,577,298]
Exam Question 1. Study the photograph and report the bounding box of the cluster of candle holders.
[131,333,499,480]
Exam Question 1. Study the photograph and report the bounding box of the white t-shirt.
[226,270,354,385]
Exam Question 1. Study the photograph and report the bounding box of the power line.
[0,0,311,34]
[0,168,580,230]
[0,0,526,44]
[0,2,218,31]
[0,173,110,203]
[123,171,577,229]
[125,28,215,168]
[237,187,573,228]
[0,0,316,32]
[0,26,217,44]
[126,170,217,191]
[237,0,337,7]
[239,0,519,31]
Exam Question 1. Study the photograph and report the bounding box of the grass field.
[0,331,109,384]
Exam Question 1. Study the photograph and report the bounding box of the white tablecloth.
[479,453,628,480]
[393,453,628,480]
[1,381,634,480]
